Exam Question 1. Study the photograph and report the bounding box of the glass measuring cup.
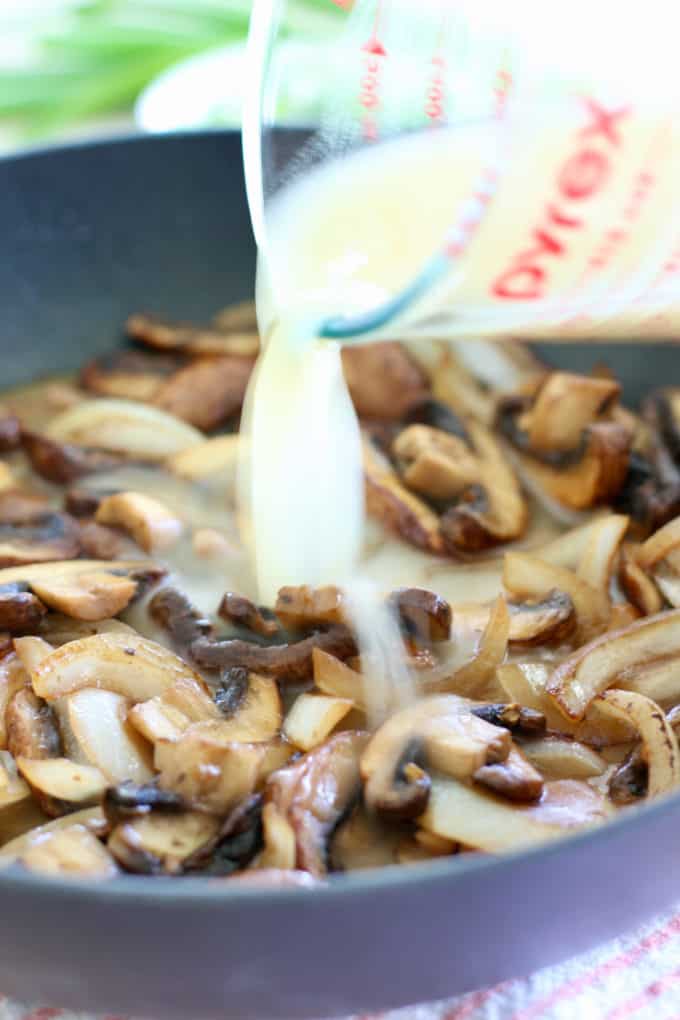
[244,0,680,343]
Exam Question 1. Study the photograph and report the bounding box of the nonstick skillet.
[1,130,680,1020]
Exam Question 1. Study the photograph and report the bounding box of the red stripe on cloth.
[442,980,515,1020]
[511,913,680,1020]
[22,1009,64,1020]
[604,966,680,1020]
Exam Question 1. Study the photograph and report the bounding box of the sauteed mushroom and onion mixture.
[1,306,680,884]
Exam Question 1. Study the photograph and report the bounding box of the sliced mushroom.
[219,591,281,637]
[420,776,612,853]
[16,757,108,809]
[165,434,240,481]
[0,807,107,865]
[64,487,111,518]
[266,730,368,877]
[77,521,126,561]
[503,552,610,642]
[36,614,138,648]
[102,781,186,827]
[548,609,680,720]
[21,823,118,878]
[129,676,220,745]
[109,811,220,875]
[472,745,543,802]
[403,397,470,440]
[46,398,203,461]
[283,693,353,752]
[30,572,137,622]
[459,590,576,648]
[341,342,429,420]
[0,413,21,453]
[6,687,63,815]
[212,669,282,741]
[360,695,511,819]
[0,510,81,567]
[388,587,451,642]
[153,355,255,430]
[155,730,266,814]
[471,703,546,737]
[273,585,346,631]
[81,349,184,401]
[363,439,443,553]
[497,373,632,511]
[127,310,259,358]
[95,491,183,553]
[0,582,47,634]
[149,587,213,651]
[12,636,53,675]
[62,688,154,784]
[191,625,357,685]
[393,424,479,502]
[396,829,459,866]
[21,432,128,484]
[0,558,161,590]
[32,630,205,702]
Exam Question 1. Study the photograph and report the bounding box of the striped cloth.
[4,906,680,1020]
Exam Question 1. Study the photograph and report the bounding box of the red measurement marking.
[359,1,386,140]
[491,96,629,300]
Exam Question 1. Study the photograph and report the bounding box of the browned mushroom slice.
[102,781,186,826]
[363,440,443,553]
[471,703,546,737]
[0,511,81,567]
[129,676,221,745]
[220,591,281,637]
[473,746,544,803]
[503,552,610,642]
[77,520,125,560]
[152,355,254,430]
[497,373,632,511]
[434,420,527,553]
[81,350,184,401]
[393,424,478,502]
[17,757,108,809]
[388,588,452,642]
[191,625,357,685]
[6,687,63,815]
[109,811,220,875]
[608,748,648,806]
[64,487,110,518]
[249,802,297,871]
[149,587,213,651]
[458,590,576,647]
[330,803,404,872]
[266,730,368,877]
[341,342,429,420]
[420,776,612,853]
[155,730,266,814]
[127,311,259,358]
[32,630,205,702]
[22,432,128,484]
[360,695,511,819]
[273,585,346,631]
[0,583,47,634]
[96,491,183,553]
[212,669,283,741]
[29,572,137,622]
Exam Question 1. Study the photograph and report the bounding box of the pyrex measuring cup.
[244,0,680,342]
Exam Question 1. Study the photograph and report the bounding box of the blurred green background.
[0,0,340,153]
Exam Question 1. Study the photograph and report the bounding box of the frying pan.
[1,130,680,1020]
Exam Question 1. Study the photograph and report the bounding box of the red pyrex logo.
[491,98,630,301]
